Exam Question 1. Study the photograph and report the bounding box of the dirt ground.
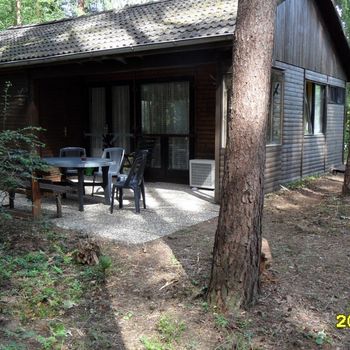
[1,174,350,349]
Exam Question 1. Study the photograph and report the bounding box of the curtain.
[90,87,106,157]
[112,86,131,152]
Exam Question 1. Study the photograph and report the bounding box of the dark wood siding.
[38,79,86,157]
[36,63,217,161]
[0,75,31,130]
[87,64,217,160]
[194,64,216,159]
[274,0,346,80]
[265,145,282,192]
[302,134,326,176]
[275,61,305,183]
[326,103,345,169]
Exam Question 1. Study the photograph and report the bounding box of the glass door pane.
[89,87,106,157]
[141,81,190,135]
[169,137,189,170]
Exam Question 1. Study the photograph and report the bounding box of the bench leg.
[55,194,62,218]
[9,190,15,209]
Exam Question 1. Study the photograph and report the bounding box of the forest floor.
[0,174,349,350]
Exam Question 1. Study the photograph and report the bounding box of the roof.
[0,0,349,79]
[0,0,236,67]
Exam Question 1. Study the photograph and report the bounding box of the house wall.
[268,61,345,189]
[217,60,346,198]
[274,0,346,80]
[9,62,217,162]
[79,63,217,160]
[37,79,86,157]
[0,74,33,130]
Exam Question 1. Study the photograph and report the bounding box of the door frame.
[135,77,195,183]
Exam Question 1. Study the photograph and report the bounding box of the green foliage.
[285,175,320,190]
[0,127,48,194]
[140,336,166,350]
[0,0,64,29]
[140,315,186,350]
[0,80,48,208]
[213,313,230,329]
[335,1,350,159]
[157,315,186,344]
[98,255,112,272]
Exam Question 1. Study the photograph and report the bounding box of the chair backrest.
[124,150,148,187]
[101,147,125,174]
[59,147,86,157]
[136,136,157,166]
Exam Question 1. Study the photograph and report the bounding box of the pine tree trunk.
[15,0,22,26]
[343,143,350,195]
[207,0,278,310]
[78,0,85,13]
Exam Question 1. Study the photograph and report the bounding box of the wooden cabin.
[0,0,348,201]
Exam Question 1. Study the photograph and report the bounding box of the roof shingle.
[0,0,236,66]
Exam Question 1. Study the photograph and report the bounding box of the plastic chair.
[91,147,125,196]
[59,147,86,176]
[110,150,148,214]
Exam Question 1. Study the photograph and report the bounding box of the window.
[304,81,325,135]
[267,70,283,145]
[328,86,345,105]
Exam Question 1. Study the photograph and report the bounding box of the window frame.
[303,80,326,136]
[267,69,284,146]
[328,85,345,105]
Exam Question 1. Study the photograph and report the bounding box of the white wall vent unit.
[189,159,215,189]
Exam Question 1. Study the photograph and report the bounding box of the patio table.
[43,157,115,212]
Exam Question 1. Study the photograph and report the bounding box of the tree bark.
[78,0,85,13]
[343,142,350,194]
[15,0,22,26]
[207,0,278,310]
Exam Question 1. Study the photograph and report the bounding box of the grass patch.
[285,175,322,190]
[140,315,186,350]
[0,219,116,349]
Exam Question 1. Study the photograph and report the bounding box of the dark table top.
[43,157,115,168]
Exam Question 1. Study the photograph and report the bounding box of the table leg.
[102,166,111,205]
[77,168,85,211]
[31,177,41,218]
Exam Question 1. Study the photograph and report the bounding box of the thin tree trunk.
[15,0,22,26]
[78,0,85,13]
[207,0,278,311]
[343,140,350,194]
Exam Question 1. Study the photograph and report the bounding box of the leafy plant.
[99,255,112,272]
[214,313,230,329]
[314,330,332,346]
[140,336,165,350]
[157,315,186,344]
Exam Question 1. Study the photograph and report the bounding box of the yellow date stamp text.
[336,314,350,329]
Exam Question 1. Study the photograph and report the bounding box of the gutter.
[0,34,234,70]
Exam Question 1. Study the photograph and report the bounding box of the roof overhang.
[316,0,350,80]
[0,34,233,70]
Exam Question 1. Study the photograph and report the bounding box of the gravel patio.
[11,182,219,244]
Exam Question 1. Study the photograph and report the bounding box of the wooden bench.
[8,178,72,218]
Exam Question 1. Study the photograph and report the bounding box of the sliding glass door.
[89,85,132,156]
[140,81,191,182]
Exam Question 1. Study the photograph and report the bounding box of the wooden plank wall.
[302,134,326,176]
[38,79,86,157]
[265,146,282,192]
[326,104,345,169]
[0,74,30,130]
[275,61,305,183]
[87,64,217,160]
[274,0,346,80]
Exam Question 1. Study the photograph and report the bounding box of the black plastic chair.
[59,147,86,176]
[110,150,148,214]
[91,147,125,196]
